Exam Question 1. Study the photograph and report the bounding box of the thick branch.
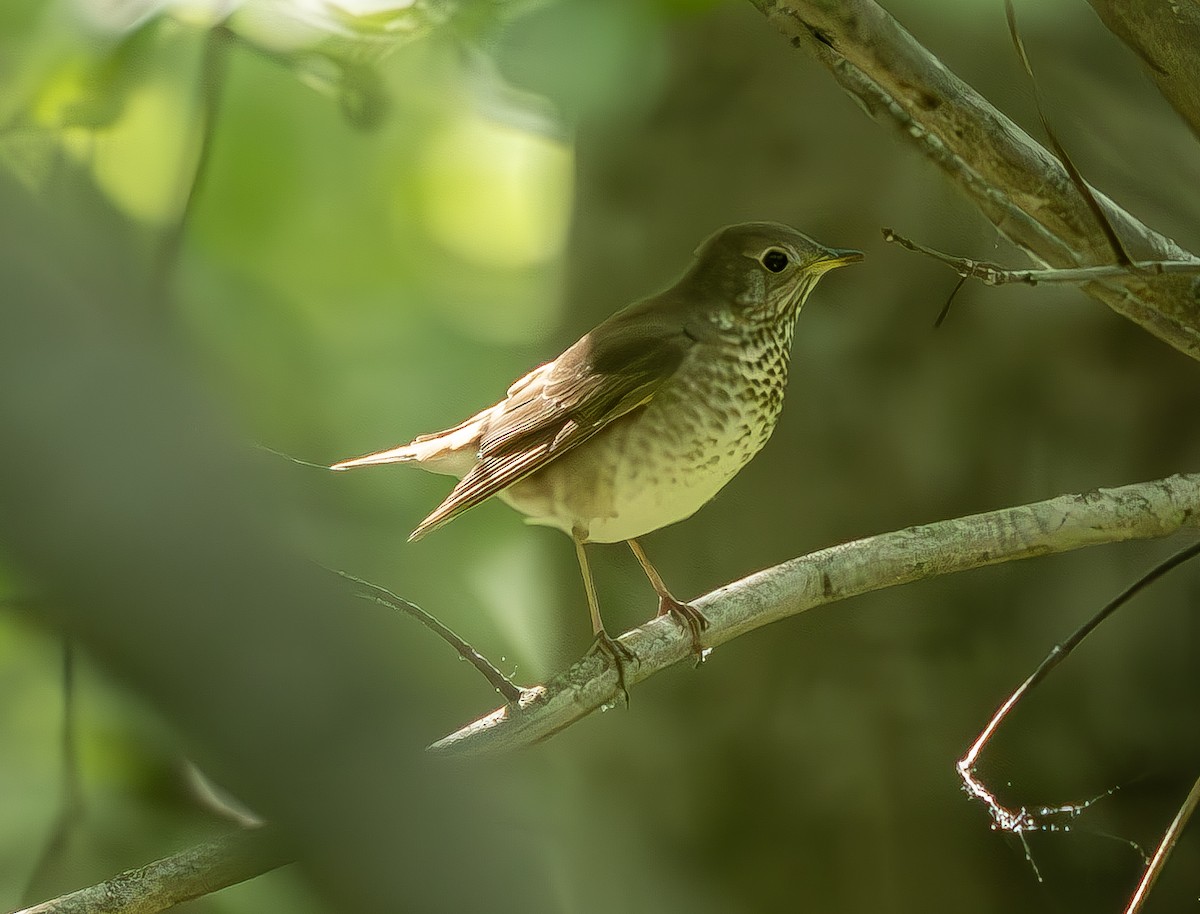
[13,829,288,914]
[748,0,1200,360]
[1086,0,1200,142]
[15,473,1200,914]
[431,472,1200,755]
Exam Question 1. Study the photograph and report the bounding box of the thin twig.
[1004,0,1134,268]
[334,569,529,704]
[1125,774,1200,914]
[258,440,532,700]
[956,541,1200,851]
[883,228,1200,286]
[933,274,966,328]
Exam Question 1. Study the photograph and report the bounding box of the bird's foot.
[587,631,636,705]
[657,596,710,659]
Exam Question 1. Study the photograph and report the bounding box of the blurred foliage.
[2,0,1200,912]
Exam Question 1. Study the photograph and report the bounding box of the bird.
[332,222,861,694]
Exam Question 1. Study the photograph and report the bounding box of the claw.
[657,596,710,658]
[588,631,636,704]
[627,538,709,661]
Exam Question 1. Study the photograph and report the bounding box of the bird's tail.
[329,444,420,470]
[329,412,486,475]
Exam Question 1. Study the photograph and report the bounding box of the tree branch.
[14,473,1200,914]
[430,472,1200,755]
[882,226,1200,286]
[12,829,288,914]
[748,0,1200,361]
[1086,0,1200,142]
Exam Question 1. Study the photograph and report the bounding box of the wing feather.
[409,316,691,540]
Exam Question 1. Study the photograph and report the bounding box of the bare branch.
[336,569,528,703]
[748,0,1200,360]
[12,829,288,914]
[957,542,1200,849]
[1126,773,1200,914]
[883,227,1200,286]
[431,472,1200,756]
[15,473,1200,914]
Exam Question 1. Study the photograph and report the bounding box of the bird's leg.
[627,538,709,656]
[573,530,634,703]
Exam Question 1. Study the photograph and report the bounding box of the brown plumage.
[333,222,861,691]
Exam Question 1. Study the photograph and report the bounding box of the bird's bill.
[812,247,864,273]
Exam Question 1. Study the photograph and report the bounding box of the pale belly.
[499,378,778,543]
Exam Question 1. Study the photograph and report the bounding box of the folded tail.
[330,412,487,476]
[330,444,419,470]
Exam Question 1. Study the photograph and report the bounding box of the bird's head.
[687,222,862,329]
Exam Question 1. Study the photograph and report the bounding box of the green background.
[2,0,1199,911]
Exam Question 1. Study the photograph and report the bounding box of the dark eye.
[762,249,789,273]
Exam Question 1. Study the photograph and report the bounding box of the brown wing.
[408,315,692,540]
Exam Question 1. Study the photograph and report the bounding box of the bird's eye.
[762,249,789,273]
